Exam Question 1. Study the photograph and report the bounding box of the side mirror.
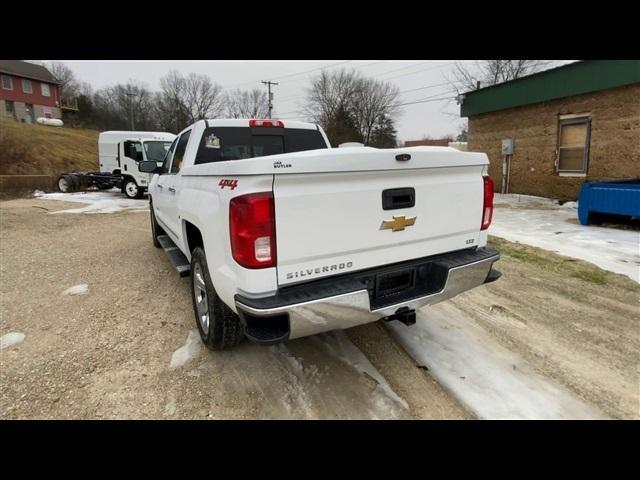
[138,160,160,173]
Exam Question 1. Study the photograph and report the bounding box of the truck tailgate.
[274,163,486,286]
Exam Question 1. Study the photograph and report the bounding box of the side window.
[162,138,178,174]
[171,130,191,174]
[124,141,143,161]
[22,79,32,94]
[557,117,591,174]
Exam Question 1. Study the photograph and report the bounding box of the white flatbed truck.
[56,131,176,199]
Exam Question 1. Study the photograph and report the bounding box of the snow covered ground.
[491,193,639,283]
[387,303,608,420]
[33,190,148,214]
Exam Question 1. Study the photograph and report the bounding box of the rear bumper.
[235,247,500,343]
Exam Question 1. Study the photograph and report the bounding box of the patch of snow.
[387,303,608,420]
[561,201,578,210]
[313,331,409,412]
[269,343,317,418]
[33,190,148,214]
[63,284,89,296]
[491,193,639,283]
[0,332,25,349]
[169,330,202,369]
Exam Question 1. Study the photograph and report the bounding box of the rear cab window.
[195,126,327,165]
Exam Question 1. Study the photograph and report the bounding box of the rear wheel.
[190,247,245,350]
[123,178,143,199]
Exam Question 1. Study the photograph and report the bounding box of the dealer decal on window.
[205,134,220,149]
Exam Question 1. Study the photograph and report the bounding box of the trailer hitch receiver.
[383,306,416,326]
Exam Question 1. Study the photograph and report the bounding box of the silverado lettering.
[286,261,354,280]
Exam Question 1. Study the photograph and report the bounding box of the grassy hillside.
[0,121,100,176]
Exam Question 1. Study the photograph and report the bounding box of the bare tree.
[156,71,225,132]
[304,69,400,145]
[304,69,361,126]
[92,80,158,130]
[183,72,225,121]
[447,60,556,95]
[225,89,269,118]
[48,61,80,101]
[350,77,400,145]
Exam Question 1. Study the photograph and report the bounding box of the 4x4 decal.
[219,179,238,190]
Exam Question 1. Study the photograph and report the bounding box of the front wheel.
[123,178,143,199]
[190,247,245,350]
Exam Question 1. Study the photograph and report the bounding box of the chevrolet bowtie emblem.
[380,215,417,232]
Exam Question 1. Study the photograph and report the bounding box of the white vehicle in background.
[139,118,501,350]
[57,131,176,199]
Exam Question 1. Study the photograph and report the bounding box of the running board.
[157,235,191,277]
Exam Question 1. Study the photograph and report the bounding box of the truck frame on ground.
[138,118,501,349]
[57,131,176,199]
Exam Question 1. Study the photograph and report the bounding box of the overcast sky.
[52,60,573,142]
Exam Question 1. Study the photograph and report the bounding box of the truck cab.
[98,131,176,198]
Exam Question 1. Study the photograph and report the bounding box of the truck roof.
[204,119,319,130]
[98,131,177,142]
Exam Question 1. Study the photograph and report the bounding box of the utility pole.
[125,91,136,130]
[261,80,278,119]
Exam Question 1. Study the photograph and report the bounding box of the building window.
[557,117,591,174]
[1,75,12,90]
[41,83,51,96]
[22,79,32,94]
[5,100,14,114]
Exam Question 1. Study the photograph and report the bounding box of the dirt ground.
[451,237,639,419]
[0,197,470,419]
[1,196,637,419]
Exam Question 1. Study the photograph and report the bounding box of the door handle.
[168,187,176,193]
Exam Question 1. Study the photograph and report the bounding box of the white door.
[162,129,192,241]
[153,138,178,233]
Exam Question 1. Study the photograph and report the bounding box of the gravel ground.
[3,196,636,420]
[0,197,470,419]
[451,237,640,419]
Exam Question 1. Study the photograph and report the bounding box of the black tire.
[57,175,72,192]
[123,178,143,199]
[190,247,245,350]
[150,201,165,248]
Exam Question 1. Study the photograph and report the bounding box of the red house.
[0,60,62,123]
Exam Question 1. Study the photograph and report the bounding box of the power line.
[365,61,433,78]
[379,62,454,81]
[224,60,352,89]
[393,95,455,108]
[275,61,387,101]
[273,60,353,83]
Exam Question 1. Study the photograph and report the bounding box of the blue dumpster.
[578,179,640,225]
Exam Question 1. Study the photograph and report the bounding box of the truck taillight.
[481,175,494,230]
[229,192,276,269]
[249,119,284,128]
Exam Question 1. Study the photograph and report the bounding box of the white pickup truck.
[139,118,501,349]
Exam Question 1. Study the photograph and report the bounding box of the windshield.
[143,141,173,162]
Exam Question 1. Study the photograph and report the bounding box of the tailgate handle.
[382,188,415,210]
